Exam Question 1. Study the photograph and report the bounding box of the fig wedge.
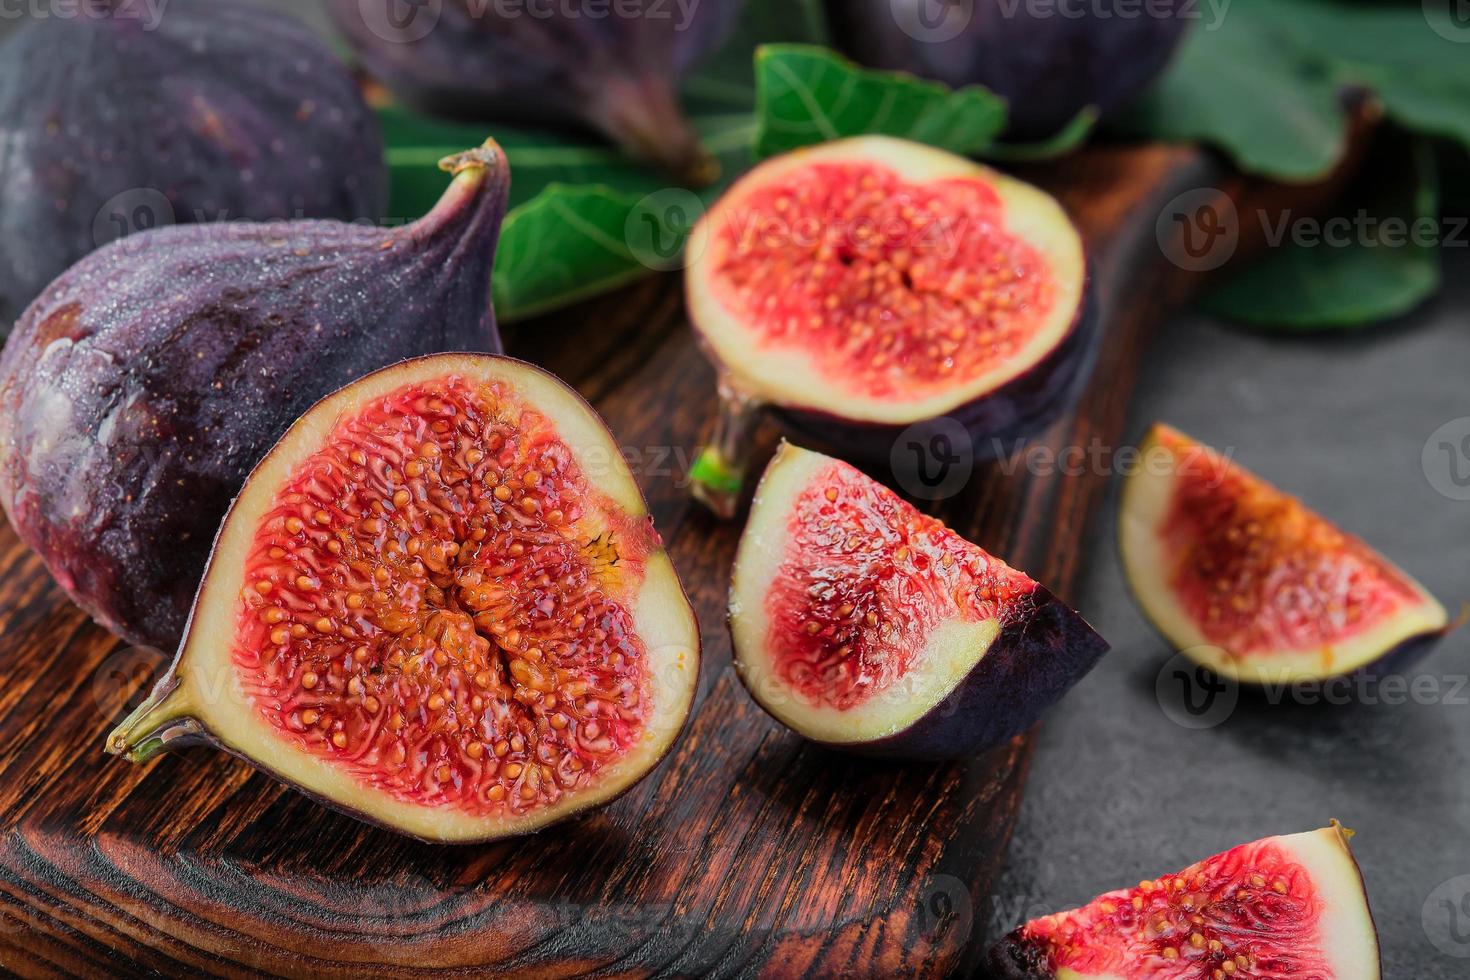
[1120,424,1449,685]
[729,443,1107,759]
[987,823,1380,979]
[107,354,700,843]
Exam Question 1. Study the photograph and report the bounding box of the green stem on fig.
[691,379,765,520]
[107,674,200,765]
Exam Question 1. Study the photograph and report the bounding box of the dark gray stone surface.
[989,254,1470,977]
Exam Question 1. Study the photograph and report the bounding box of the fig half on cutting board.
[685,136,1095,517]
[108,355,700,843]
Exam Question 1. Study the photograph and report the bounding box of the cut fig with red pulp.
[729,444,1107,759]
[986,823,1380,979]
[687,136,1093,517]
[1121,425,1448,685]
[108,355,699,843]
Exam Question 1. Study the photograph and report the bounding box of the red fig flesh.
[686,137,1094,516]
[1120,425,1448,684]
[107,354,699,843]
[330,0,744,183]
[729,443,1107,759]
[986,824,1380,979]
[0,143,509,653]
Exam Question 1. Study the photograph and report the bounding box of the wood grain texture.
[0,138,1363,978]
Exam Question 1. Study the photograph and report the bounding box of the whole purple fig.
[0,0,388,331]
[0,142,508,653]
[824,0,1190,139]
[329,0,745,184]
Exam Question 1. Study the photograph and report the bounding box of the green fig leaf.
[1201,141,1442,330]
[753,44,1007,159]
[1113,3,1347,182]
[1117,0,1470,182]
[982,107,1100,163]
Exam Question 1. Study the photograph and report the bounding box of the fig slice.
[685,136,1095,517]
[1120,424,1449,685]
[0,140,509,654]
[986,823,1381,979]
[728,443,1107,760]
[107,354,700,843]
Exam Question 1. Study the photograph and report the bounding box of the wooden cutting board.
[0,138,1362,977]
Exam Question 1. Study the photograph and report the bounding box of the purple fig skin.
[329,0,745,182]
[824,0,1191,139]
[0,145,509,653]
[983,932,1054,979]
[775,277,1100,467]
[813,587,1108,762]
[0,0,388,329]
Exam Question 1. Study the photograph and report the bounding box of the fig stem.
[691,378,764,519]
[588,75,718,187]
[437,138,507,180]
[106,674,199,764]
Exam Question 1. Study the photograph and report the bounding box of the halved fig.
[686,136,1095,517]
[1121,424,1449,685]
[728,443,1107,759]
[107,355,700,843]
[986,823,1381,979]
